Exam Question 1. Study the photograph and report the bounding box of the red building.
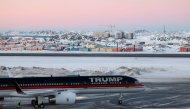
[180,47,190,52]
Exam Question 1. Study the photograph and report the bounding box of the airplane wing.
[13,81,65,96]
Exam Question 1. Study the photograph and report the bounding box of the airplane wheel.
[40,103,44,108]
[118,100,122,104]
[38,103,44,108]
[31,100,36,105]
[34,104,38,108]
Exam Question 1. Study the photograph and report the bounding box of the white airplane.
[1,68,146,108]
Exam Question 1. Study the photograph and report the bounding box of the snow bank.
[1,65,190,83]
[0,57,190,82]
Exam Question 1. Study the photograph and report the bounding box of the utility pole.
[117,42,118,52]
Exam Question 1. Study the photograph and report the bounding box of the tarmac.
[1,82,190,109]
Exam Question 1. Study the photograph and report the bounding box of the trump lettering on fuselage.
[89,77,123,82]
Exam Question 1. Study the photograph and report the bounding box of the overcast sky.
[0,0,190,31]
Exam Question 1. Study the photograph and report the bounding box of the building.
[115,31,125,39]
[126,32,134,39]
[115,31,122,39]
[180,46,190,52]
[93,32,110,38]
[114,31,124,39]
[85,43,96,48]
[124,46,143,52]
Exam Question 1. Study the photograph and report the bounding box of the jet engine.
[49,91,76,104]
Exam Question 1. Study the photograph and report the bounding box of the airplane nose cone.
[141,84,146,91]
[136,83,146,91]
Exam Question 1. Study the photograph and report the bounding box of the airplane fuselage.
[0,75,146,97]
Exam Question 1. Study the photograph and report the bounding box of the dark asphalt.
[1,82,190,109]
[0,53,190,57]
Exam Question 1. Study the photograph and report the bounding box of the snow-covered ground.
[0,57,189,83]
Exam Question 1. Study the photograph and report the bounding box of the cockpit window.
[135,81,140,84]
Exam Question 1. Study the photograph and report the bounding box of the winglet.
[6,67,14,77]
[13,81,26,95]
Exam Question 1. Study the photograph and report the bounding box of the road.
[0,52,190,57]
[1,82,190,109]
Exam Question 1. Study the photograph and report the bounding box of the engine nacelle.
[49,92,76,104]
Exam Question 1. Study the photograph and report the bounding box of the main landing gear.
[34,103,44,109]
[31,96,45,108]
[118,93,123,104]
[31,99,36,105]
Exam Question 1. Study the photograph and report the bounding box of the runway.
[1,82,190,109]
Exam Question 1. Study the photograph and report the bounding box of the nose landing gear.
[31,100,36,105]
[118,93,123,104]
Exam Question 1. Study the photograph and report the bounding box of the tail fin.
[6,67,14,77]
[13,81,26,95]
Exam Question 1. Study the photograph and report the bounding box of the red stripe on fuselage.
[0,84,144,91]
